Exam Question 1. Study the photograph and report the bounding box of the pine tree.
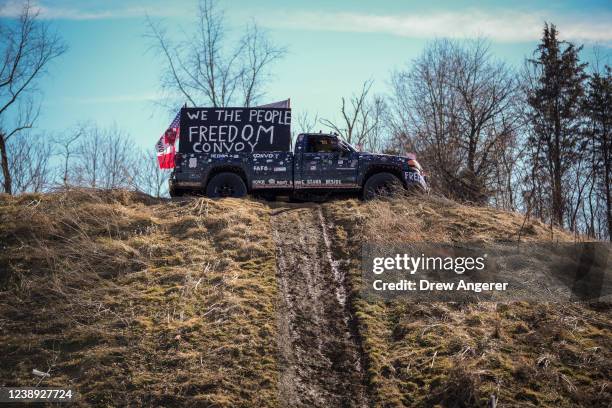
[584,65,612,240]
[525,23,588,227]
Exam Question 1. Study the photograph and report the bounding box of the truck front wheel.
[205,172,247,198]
[362,172,402,200]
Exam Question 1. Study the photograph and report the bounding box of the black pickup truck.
[170,133,427,199]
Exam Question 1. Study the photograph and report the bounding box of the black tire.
[205,172,247,198]
[169,182,181,198]
[362,172,402,200]
[169,188,182,198]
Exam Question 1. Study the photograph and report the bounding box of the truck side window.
[305,135,339,153]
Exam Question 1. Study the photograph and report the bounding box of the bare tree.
[295,111,320,134]
[2,130,53,193]
[389,38,522,203]
[0,1,66,194]
[239,24,286,107]
[146,0,285,108]
[72,124,138,189]
[361,96,388,152]
[53,126,82,187]
[290,110,320,148]
[321,79,387,151]
[135,149,170,197]
[73,124,102,188]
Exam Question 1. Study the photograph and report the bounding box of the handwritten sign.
[179,107,291,154]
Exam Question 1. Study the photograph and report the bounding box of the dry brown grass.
[1,189,608,407]
[323,195,611,408]
[359,194,576,244]
[0,189,278,407]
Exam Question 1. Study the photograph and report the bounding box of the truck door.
[250,152,293,190]
[295,134,359,189]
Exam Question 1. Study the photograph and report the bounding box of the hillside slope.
[0,190,279,407]
[0,190,610,407]
[323,197,611,407]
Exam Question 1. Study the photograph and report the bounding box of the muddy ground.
[270,203,367,408]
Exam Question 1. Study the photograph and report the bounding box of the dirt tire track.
[271,203,367,408]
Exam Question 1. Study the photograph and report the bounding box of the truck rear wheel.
[169,182,185,198]
[169,187,183,198]
[205,172,247,198]
[363,172,402,200]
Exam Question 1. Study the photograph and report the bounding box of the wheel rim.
[368,181,398,198]
[217,183,235,197]
[371,183,392,197]
[377,184,392,195]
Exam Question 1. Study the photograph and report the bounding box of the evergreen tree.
[525,23,588,227]
[584,65,612,240]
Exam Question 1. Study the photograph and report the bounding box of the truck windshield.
[338,138,356,153]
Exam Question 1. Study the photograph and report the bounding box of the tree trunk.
[0,132,12,195]
[604,147,611,241]
[552,118,564,227]
[63,151,70,186]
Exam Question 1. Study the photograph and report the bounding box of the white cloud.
[259,9,612,44]
[0,0,185,20]
[2,2,610,45]
[61,92,161,104]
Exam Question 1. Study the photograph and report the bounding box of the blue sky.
[1,0,611,149]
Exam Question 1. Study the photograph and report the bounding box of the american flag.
[155,110,180,169]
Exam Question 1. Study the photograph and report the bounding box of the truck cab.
[294,133,361,190]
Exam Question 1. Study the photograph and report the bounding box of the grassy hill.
[323,197,611,407]
[0,190,609,407]
[0,190,279,407]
